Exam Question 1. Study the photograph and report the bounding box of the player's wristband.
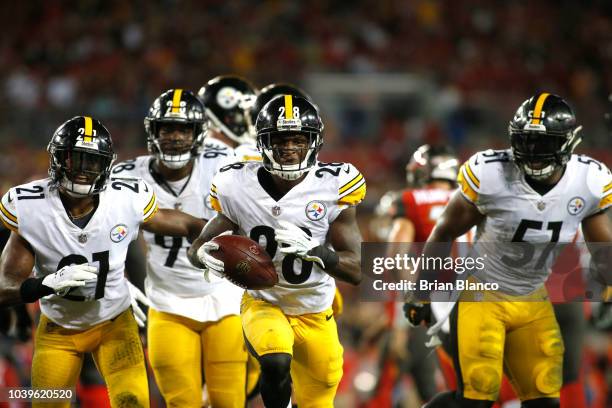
[308,246,340,271]
[19,277,53,303]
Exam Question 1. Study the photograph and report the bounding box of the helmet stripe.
[171,89,183,113]
[83,116,93,142]
[284,95,293,119]
[531,92,550,125]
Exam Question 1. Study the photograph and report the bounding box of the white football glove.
[275,220,325,268]
[197,231,232,282]
[127,281,151,328]
[42,264,98,297]
[68,275,99,301]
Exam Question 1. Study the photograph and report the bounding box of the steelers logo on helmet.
[48,116,116,197]
[256,94,323,181]
[197,75,258,144]
[216,86,241,109]
[144,89,206,170]
[509,92,582,181]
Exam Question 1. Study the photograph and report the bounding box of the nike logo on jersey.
[143,183,149,192]
[326,314,333,321]
[7,193,12,203]
[344,165,350,174]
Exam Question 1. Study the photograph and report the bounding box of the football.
[209,235,278,289]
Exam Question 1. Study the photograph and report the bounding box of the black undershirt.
[524,167,565,196]
[148,159,193,197]
[63,196,99,229]
[257,168,290,201]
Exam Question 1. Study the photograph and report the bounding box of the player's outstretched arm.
[0,232,35,306]
[413,191,482,300]
[141,208,206,243]
[427,191,483,245]
[582,211,612,300]
[0,232,98,306]
[582,211,612,242]
[326,207,363,285]
[187,213,238,269]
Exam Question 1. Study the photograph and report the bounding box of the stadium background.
[0,1,610,407]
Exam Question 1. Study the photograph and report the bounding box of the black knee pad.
[521,397,560,408]
[259,353,292,408]
[259,353,291,382]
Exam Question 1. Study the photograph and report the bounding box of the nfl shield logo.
[272,206,282,217]
[78,233,88,243]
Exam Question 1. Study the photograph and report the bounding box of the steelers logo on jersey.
[110,224,129,243]
[305,200,327,221]
[567,196,585,216]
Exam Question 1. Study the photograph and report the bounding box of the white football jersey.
[111,151,245,322]
[210,160,366,315]
[203,137,262,164]
[0,177,158,330]
[458,149,612,295]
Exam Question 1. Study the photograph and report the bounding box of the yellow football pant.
[332,287,344,317]
[246,353,260,398]
[32,308,148,408]
[241,293,343,408]
[147,308,247,408]
[454,285,564,401]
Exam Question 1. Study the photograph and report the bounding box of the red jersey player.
[366,145,460,407]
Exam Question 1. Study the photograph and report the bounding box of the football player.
[248,83,347,315]
[197,75,260,161]
[187,94,365,408]
[0,116,205,408]
[386,145,461,403]
[112,88,249,407]
[407,93,612,408]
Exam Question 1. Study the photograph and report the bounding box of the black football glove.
[403,302,432,327]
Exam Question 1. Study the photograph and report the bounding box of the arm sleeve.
[0,189,19,232]
[588,162,612,216]
[209,173,239,224]
[137,180,159,223]
[337,163,367,208]
[457,154,481,204]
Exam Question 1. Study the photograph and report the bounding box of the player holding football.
[188,94,365,408]
[111,89,249,407]
[0,116,205,407]
[407,93,612,408]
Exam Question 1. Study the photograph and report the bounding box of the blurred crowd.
[1,1,611,191]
